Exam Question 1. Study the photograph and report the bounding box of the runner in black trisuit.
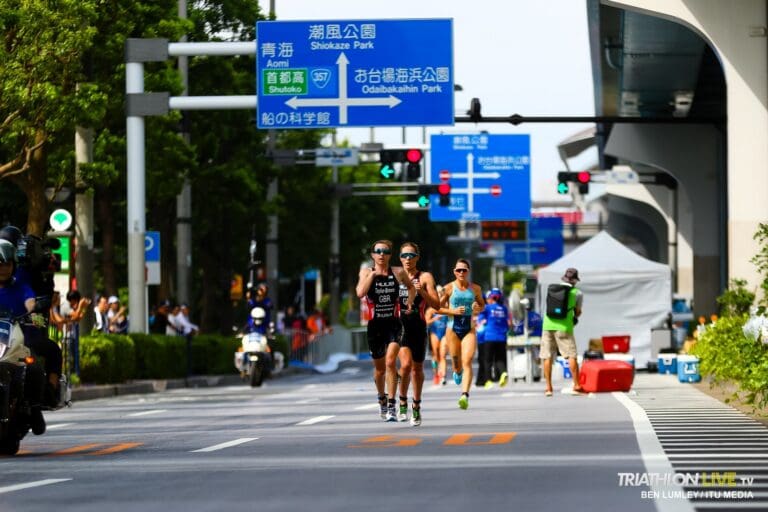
[356,240,415,421]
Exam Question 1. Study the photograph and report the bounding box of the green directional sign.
[261,69,308,96]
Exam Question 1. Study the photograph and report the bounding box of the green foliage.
[80,333,131,384]
[105,334,136,382]
[691,315,768,409]
[190,335,240,375]
[716,278,755,317]
[752,223,768,313]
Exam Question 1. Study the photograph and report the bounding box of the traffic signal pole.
[329,131,341,325]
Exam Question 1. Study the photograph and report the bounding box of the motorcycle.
[0,303,52,455]
[234,307,283,387]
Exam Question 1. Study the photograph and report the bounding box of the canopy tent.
[537,231,671,367]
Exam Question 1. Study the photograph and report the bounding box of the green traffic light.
[557,182,569,194]
[380,164,395,179]
[417,195,430,208]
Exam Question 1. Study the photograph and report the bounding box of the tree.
[0,0,104,235]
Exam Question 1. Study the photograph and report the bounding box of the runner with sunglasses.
[394,242,440,426]
[356,240,416,421]
[439,258,485,410]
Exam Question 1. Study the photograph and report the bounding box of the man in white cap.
[107,295,128,334]
[541,267,584,396]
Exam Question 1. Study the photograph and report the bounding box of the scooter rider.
[0,239,46,435]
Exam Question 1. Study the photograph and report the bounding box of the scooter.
[0,306,50,455]
[234,307,275,387]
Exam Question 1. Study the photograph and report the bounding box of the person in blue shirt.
[0,239,47,435]
[478,288,510,388]
[246,283,273,334]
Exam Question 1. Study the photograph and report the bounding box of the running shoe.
[379,398,388,419]
[431,360,438,370]
[398,404,408,422]
[458,394,469,410]
[386,404,397,422]
[452,370,463,385]
[410,407,422,427]
[483,380,494,389]
[499,372,508,388]
[433,371,440,385]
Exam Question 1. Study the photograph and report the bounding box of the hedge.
[78,333,243,384]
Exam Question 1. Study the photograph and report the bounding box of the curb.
[70,367,304,401]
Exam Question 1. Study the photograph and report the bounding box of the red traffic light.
[437,183,451,195]
[406,149,423,163]
[577,171,591,183]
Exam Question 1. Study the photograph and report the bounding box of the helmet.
[0,239,16,264]
[250,307,266,325]
[0,225,22,246]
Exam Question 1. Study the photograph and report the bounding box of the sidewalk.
[70,367,304,401]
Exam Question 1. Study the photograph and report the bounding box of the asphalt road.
[0,363,763,512]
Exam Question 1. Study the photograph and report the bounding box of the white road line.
[296,398,320,404]
[354,403,380,410]
[191,438,259,453]
[46,423,74,430]
[613,392,695,512]
[296,415,335,426]
[127,409,167,417]
[0,479,72,495]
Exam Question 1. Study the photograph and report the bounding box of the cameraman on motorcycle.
[0,227,63,409]
[0,239,47,435]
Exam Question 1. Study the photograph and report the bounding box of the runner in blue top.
[478,288,510,388]
[439,258,485,410]
[425,285,448,385]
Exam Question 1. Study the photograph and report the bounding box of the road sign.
[315,147,359,166]
[481,221,527,241]
[256,19,454,128]
[503,217,563,266]
[429,134,531,221]
[49,209,72,231]
[145,231,161,285]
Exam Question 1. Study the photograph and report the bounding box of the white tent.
[537,231,671,367]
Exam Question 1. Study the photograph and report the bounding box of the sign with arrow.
[256,19,454,128]
[429,134,531,221]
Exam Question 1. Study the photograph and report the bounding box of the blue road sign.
[256,19,453,129]
[429,134,531,221]
[503,217,563,266]
[145,231,161,263]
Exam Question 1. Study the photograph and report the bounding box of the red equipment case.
[601,335,631,353]
[579,360,634,392]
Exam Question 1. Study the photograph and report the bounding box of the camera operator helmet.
[0,239,17,265]
[0,226,22,247]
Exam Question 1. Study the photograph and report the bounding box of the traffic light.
[416,184,432,208]
[378,149,423,180]
[405,149,423,180]
[437,182,451,206]
[557,171,591,194]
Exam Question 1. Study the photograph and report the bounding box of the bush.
[190,335,240,375]
[691,315,768,409]
[79,334,135,384]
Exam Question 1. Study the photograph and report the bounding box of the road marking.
[88,443,143,456]
[127,409,167,417]
[613,392,695,512]
[47,423,74,429]
[50,444,103,456]
[0,479,72,495]
[191,438,259,453]
[354,403,380,410]
[444,433,517,446]
[349,435,421,448]
[296,415,334,426]
[296,398,319,404]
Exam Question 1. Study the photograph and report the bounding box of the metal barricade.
[285,327,320,368]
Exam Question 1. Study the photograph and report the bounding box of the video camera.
[16,234,61,299]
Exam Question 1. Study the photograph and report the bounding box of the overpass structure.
[578,0,767,316]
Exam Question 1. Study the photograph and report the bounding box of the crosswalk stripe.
[127,409,167,417]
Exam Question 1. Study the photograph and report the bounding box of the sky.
[270,0,597,202]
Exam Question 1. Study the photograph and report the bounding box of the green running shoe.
[458,394,469,410]
[410,407,421,427]
[397,404,408,422]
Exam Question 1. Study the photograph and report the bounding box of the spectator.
[176,304,199,337]
[150,300,171,335]
[166,303,182,336]
[59,290,90,376]
[107,295,128,334]
[93,294,109,333]
[307,307,331,338]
